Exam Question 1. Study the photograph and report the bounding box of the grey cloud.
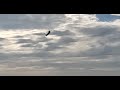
[28,51,55,57]
[16,39,33,44]
[37,37,53,42]
[33,32,45,36]
[81,46,112,56]
[105,32,120,43]
[51,30,75,36]
[80,25,118,37]
[13,35,24,38]
[0,38,6,48]
[0,53,20,60]
[20,43,43,48]
[44,37,78,51]
[44,45,64,51]
[0,14,66,30]
[0,44,3,49]
[14,35,54,50]
[0,52,54,59]
[0,37,5,41]
[74,43,118,58]
[16,37,51,44]
[64,24,120,57]
[59,37,78,44]
[108,45,120,55]
[4,56,120,72]
[20,44,36,47]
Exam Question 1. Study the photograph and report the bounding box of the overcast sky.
[1,14,120,75]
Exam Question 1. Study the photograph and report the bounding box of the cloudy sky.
[1,14,120,75]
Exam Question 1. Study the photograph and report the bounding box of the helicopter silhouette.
[45,30,51,36]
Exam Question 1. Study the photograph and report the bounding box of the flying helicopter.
[45,30,51,36]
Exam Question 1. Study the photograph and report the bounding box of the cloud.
[1,14,120,57]
[33,32,45,36]
[13,35,24,38]
[44,36,78,52]
[20,43,38,47]
[1,14,120,58]
[16,39,33,44]
[0,14,66,29]
[0,37,5,41]
[1,55,120,75]
[51,30,75,36]
[80,25,117,37]
[1,14,120,75]
[111,14,120,16]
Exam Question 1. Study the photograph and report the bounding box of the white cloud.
[111,14,120,16]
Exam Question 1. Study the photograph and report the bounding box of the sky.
[1,14,120,75]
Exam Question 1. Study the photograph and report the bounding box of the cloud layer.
[0,14,120,75]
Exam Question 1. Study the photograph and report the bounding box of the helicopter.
[45,30,51,36]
